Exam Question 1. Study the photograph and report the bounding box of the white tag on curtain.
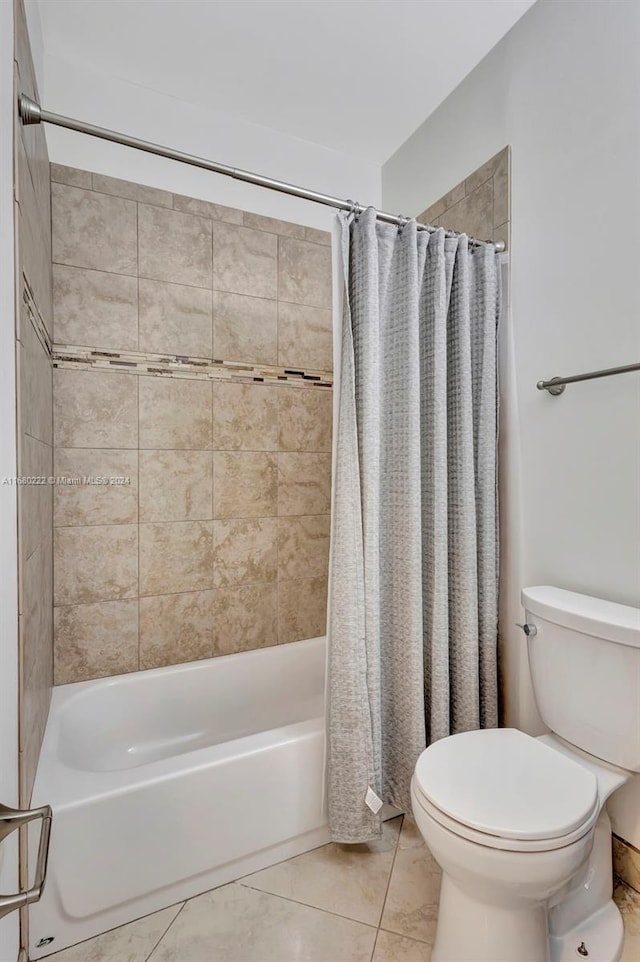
[365,786,383,814]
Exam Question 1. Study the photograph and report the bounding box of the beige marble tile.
[54,524,138,605]
[278,452,331,516]
[148,882,376,962]
[20,634,52,800]
[304,226,332,247]
[278,387,332,451]
[139,377,212,450]
[139,450,212,522]
[18,209,53,347]
[213,382,278,450]
[278,237,332,309]
[278,515,330,581]
[54,449,138,526]
[213,452,278,519]
[18,434,52,561]
[92,172,173,208]
[615,836,640,893]
[46,903,182,962]
[493,147,510,228]
[54,599,138,684]
[417,179,466,225]
[20,536,53,735]
[243,211,305,238]
[18,308,52,445]
[173,193,243,224]
[213,583,277,655]
[54,370,138,449]
[438,180,494,243]
[373,930,432,962]
[138,278,212,357]
[464,149,504,195]
[213,290,278,364]
[52,183,137,274]
[278,577,328,643]
[139,521,213,596]
[380,818,441,944]
[614,880,640,962]
[212,222,278,299]
[139,590,214,669]
[213,517,278,587]
[416,206,440,227]
[243,817,401,926]
[138,204,212,288]
[278,301,333,371]
[17,134,53,333]
[53,264,138,351]
[19,533,53,798]
[50,163,92,189]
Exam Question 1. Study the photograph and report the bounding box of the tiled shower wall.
[14,0,54,806]
[417,146,510,251]
[50,164,333,684]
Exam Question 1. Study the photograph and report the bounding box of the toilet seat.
[412,728,600,853]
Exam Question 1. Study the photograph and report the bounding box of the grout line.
[136,370,140,671]
[237,878,380,932]
[376,814,403,930]
[135,202,140,353]
[370,927,382,962]
[276,389,281,642]
[143,901,187,962]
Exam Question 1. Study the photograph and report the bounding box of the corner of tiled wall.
[14,0,54,809]
[417,145,510,250]
[49,163,333,683]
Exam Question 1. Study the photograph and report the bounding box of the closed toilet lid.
[413,728,598,841]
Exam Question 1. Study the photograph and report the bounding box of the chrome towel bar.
[537,362,640,396]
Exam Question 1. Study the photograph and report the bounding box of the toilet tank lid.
[522,586,640,649]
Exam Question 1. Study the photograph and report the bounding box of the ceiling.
[36,0,535,164]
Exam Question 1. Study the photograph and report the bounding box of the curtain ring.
[346,199,361,221]
[397,214,410,233]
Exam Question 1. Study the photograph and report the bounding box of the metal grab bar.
[537,362,640,396]
[0,802,53,920]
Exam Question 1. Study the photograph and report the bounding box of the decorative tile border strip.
[52,344,333,389]
[23,274,52,357]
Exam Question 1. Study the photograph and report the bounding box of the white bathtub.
[28,636,329,959]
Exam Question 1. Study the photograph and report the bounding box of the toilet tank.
[522,586,640,771]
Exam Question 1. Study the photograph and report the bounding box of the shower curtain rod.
[19,93,505,252]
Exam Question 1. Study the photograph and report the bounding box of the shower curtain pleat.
[328,209,501,843]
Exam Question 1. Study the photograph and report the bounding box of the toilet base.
[432,877,624,962]
[433,873,551,962]
[550,899,624,962]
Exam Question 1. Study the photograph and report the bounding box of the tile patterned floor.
[46,817,640,962]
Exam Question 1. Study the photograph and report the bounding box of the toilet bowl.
[411,587,640,962]
[411,729,626,962]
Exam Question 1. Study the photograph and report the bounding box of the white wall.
[383,0,640,844]
[36,54,381,232]
[0,1,20,958]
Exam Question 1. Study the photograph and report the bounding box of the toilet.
[411,586,640,962]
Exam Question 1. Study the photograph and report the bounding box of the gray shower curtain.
[328,208,501,843]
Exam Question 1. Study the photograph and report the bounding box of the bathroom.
[0,0,639,960]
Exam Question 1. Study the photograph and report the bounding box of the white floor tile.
[240,816,401,926]
[45,904,182,962]
[380,818,440,944]
[373,929,432,962]
[147,882,377,962]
